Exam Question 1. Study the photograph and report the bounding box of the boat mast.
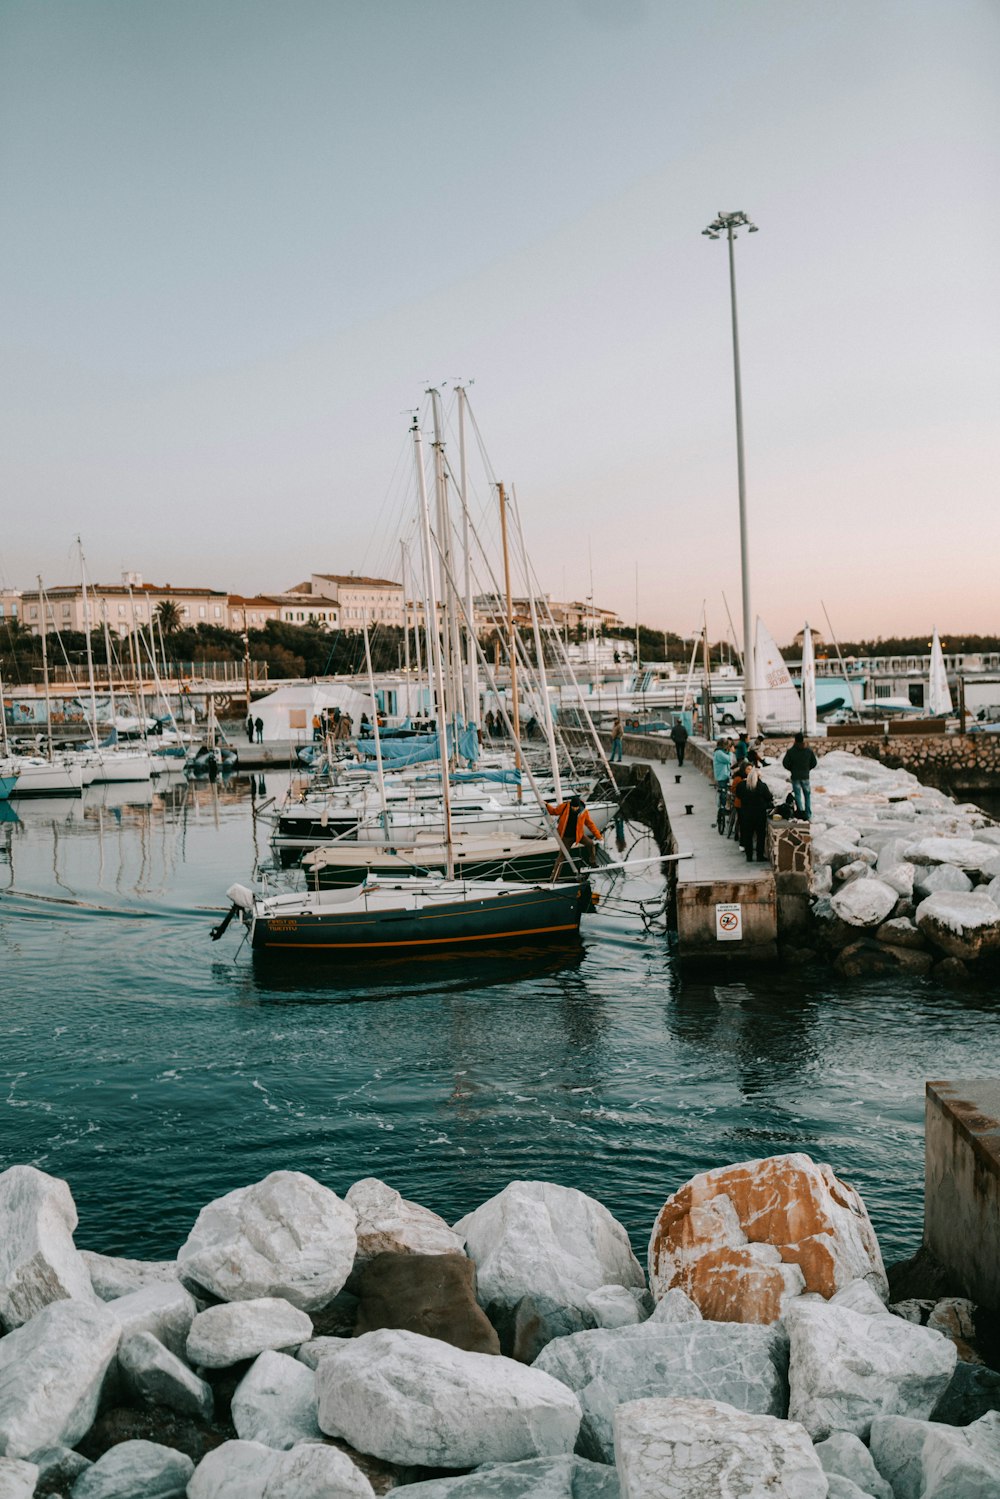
[101,601,118,732]
[0,664,10,757]
[413,417,454,877]
[456,385,478,732]
[430,389,461,760]
[78,540,100,747]
[363,615,389,835]
[400,540,412,720]
[124,577,149,741]
[37,576,54,760]
[511,487,561,800]
[498,482,523,800]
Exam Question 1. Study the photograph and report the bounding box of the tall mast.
[78,540,100,746]
[38,576,54,759]
[101,601,118,731]
[456,385,478,730]
[400,540,412,719]
[363,614,389,834]
[498,482,522,799]
[512,487,560,799]
[125,578,149,740]
[429,389,462,754]
[413,418,454,876]
[0,663,9,757]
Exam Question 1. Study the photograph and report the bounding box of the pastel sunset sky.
[1,0,997,644]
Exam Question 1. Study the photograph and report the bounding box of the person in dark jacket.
[670,719,688,767]
[782,732,818,818]
[740,763,773,862]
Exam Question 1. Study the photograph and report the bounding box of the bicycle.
[715,779,730,834]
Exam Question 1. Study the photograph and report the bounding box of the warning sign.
[715,903,743,942]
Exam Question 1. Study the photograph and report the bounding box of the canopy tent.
[249,683,376,742]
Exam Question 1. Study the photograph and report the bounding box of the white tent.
[250,683,376,742]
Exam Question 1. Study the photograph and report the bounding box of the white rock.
[829,1279,890,1316]
[533,1320,788,1463]
[582,1285,646,1329]
[297,1336,350,1370]
[914,864,973,898]
[107,1280,197,1359]
[455,1181,645,1321]
[906,837,1000,872]
[785,1299,957,1441]
[186,1297,313,1368]
[187,1439,374,1499]
[813,830,863,865]
[984,874,1000,906]
[118,1331,214,1421]
[811,864,833,896]
[26,1445,91,1491]
[316,1328,582,1467]
[231,1351,323,1449]
[876,838,913,870]
[870,1410,1000,1499]
[889,1299,934,1324]
[833,860,871,887]
[880,862,916,897]
[177,1171,357,1309]
[345,1177,464,1262]
[915,891,1000,959]
[815,1430,893,1499]
[396,1456,621,1496]
[648,1287,703,1324]
[80,1251,178,1301]
[71,1440,193,1499]
[0,1166,96,1331]
[0,1298,120,1457]
[825,1478,873,1499]
[0,1458,38,1499]
[830,878,898,928]
[612,1397,827,1499]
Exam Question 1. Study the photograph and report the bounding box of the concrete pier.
[925,1080,1000,1310]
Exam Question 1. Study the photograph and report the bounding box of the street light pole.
[703,209,759,737]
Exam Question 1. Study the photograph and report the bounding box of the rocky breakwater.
[760,749,1000,978]
[0,1157,998,1495]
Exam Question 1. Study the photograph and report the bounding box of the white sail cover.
[928,627,953,717]
[801,623,817,734]
[754,618,802,728]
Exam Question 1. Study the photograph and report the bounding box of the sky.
[1,0,998,645]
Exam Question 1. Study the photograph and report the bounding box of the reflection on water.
[2,770,998,1269]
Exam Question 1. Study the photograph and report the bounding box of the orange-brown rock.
[647,1152,887,1324]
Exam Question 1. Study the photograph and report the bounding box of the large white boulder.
[186,1297,313,1368]
[648,1288,702,1324]
[814,1431,893,1499]
[648,1152,886,1322]
[187,1440,374,1498]
[533,1320,788,1462]
[454,1181,645,1327]
[914,864,973,898]
[297,1336,349,1370]
[915,891,1000,959]
[177,1171,357,1309]
[107,1280,197,1359]
[316,1328,582,1468]
[0,1458,38,1499]
[870,1410,1000,1499]
[80,1251,178,1301]
[0,1298,120,1457]
[118,1331,213,1421]
[830,878,897,928]
[345,1178,464,1263]
[905,837,1000,873]
[785,1299,957,1440]
[612,1397,827,1499]
[71,1440,193,1499]
[880,862,916,898]
[231,1351,323,1449]
[396,1456,621,1496]
[0,1166,95,1331]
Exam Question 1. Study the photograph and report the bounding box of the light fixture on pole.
[703,209,759,737]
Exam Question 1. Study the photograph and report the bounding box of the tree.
[155,600,182,634]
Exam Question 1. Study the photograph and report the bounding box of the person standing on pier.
[254,715,263,744]
[735,732,749,765]
[610,716,624,762]
[245,713,254,743]
[740,760,773,861]
[713,739,733,823]
[670,717,688,767]
[782,732,818,819]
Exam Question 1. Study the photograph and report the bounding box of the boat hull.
[307,847,568,887]
[250,882,586,955]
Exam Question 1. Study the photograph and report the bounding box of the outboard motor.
[210,883,254,941]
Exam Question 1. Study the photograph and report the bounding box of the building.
[474,594,624,634]
[274,573,407,630]
[19,577,230,637]
[0,587,21,626]
[226,595,286,631]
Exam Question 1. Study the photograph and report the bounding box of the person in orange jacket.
[545,794,603,867]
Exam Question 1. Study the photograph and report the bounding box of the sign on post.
[715,902,742,941]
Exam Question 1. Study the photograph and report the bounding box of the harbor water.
[1,770,997,1269]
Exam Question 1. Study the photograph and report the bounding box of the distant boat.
[753,618,803,734]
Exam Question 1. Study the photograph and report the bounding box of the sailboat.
[753,618,804,735]
[927,628,953,718]
[212,410,593,960]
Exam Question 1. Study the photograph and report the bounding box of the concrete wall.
[674,874,777,960]
[924,1080,1000,1310]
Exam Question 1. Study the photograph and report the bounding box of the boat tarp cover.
[355,721,481,767]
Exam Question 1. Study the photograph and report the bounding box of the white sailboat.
[928,628,953,718]
[801,622,817,735]
[754,618,802,734]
